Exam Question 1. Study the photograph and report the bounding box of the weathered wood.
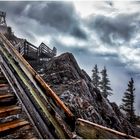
[0,94,14,100]
[75,118,138,139]
[0,84,8,87]
[0,119,29,133]
[0,92,16,106]
[0,105,21,118]
[0,125,32,139]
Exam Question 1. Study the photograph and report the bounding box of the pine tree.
[100,66,112,98]
[92,64,100,89]
[120,78,136,125]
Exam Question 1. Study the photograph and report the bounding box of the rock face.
[42,52,139,137]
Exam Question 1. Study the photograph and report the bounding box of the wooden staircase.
[0,70,36,139]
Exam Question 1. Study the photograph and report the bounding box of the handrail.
[25,41,38,50]
[39,42,56,57]
[39,42,52,52]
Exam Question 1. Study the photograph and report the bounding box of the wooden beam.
[75,118,138,139]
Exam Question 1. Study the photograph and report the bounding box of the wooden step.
[0,105,21,118]
[0,94,14,100]
[0,119,29,133]
[0,84,9,88]
[0,93,16,106]
[0,84,10,92]
[0,124,32,139]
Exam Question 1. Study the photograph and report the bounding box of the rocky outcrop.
[42,52,138,137]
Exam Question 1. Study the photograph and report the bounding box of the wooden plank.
[0,84,8,87]
[0,93,16,105]
[75,118,138,139]
[0,94,14,100]
[0,119,29,133]
[0,105,21,118]
[0,124,32,139]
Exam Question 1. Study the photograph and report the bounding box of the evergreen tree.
[92,64,100,89]
[100,66,113,98]
[120,78,136,125]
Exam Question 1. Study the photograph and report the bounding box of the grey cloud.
[94,53,118,58]
[0,1,28,15]
[88,13,139,45]
[138,102,140,112]
[26,2,76,32]
[26,2,87,40]
[70,26,87,40]
[0,1,87,40]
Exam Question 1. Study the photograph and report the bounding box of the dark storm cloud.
[27,2,75,31]
[88,13,139,45]
[0,1,87,40]
[26,2,87,40]
[70,26,87,40]
[0,1,27,14]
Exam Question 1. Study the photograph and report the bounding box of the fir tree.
[100,66,112,98]
[92,64,100,89]
[120,78,136,125]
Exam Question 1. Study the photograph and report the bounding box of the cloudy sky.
[0,1,140,113]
